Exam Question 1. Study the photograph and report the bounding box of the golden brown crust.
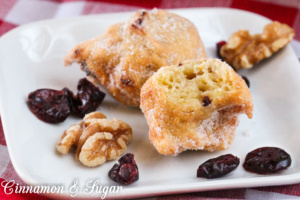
[220,21,295,70]
[64,9,206,106]
[140,59,253,155]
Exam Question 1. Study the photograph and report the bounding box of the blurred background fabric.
[1,0,300,199]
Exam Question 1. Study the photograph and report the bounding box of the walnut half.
[220,21,295,70]
[56,111,133,167]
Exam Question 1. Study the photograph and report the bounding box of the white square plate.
[1,8,300,199]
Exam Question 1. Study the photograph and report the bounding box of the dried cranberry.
[62,87,75,108]
[197,154,240,179]
[71,78,105,117]
[243,147,291,174]
[28,78,105,123]
[241,76,250,88]
[202,96,211,107]
[27,89,71,123]
[216,40,227,59]
[108,153,139,185]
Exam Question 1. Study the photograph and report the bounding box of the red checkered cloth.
[1,0,300,199]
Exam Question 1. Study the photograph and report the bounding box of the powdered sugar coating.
[140,59,253,155]
[64,9,206,106]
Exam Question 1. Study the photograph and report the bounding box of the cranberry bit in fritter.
[241,76,250,88]
[243,147,291,174]
[216,40,227,59]
[108,153,139,185]
[197,154,240,179]
[27,78,105,123]
[202,96,211,107]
